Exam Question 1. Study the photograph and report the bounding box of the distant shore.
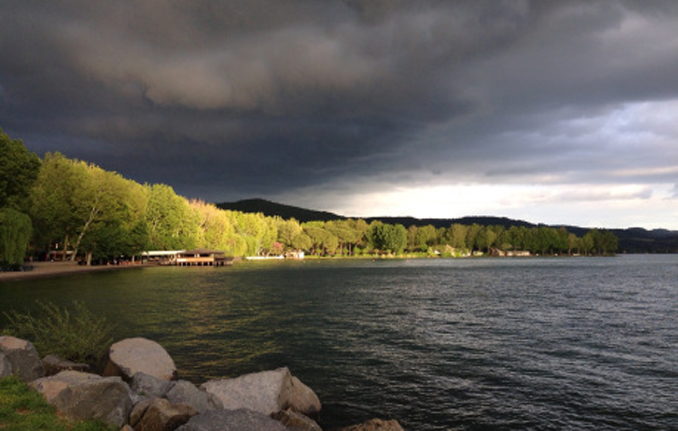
[0,261,147,282]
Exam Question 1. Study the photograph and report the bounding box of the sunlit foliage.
[0,129,618,262]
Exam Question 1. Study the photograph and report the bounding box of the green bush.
[2,301,114,364]
[0,375,115,431]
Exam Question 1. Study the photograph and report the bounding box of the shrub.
[2,301,114,364]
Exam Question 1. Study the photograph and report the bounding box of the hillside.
[216,198,342,222]
[216,198,678,253]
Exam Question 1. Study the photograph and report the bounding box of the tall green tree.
[303,221,338,256]
[368,222,407,254]
[326,219,362,255]
[69,162,142,260]
[144,184,198,250]
[465,224,483,253]
[476,227,498,253]
[0,207,32,266]
[449,224,468,250]
[31,153,151,262]
[30,152,87,257]
[233,212,278,256]
[414,225,437,251]
[0,129,41,211]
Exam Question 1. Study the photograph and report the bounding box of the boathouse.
[142,250,183,265]
[176,249,231,266]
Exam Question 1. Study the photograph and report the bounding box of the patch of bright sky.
[325,183,677,230]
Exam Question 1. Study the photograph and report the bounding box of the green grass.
[0,376,115,431]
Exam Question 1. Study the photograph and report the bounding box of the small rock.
[0,336,45,382]
[43,354,90,376]
[338,418,405,431]
[272,408,323,431]
[130,397,153,427]
[131,397,198,431]
[201,367,321,416]
[131,372,173,399]
[175,408,288,431]
[103,338,177,381]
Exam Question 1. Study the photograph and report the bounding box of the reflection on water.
[1,256,677,431]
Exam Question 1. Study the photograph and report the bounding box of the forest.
[0,129,618,268]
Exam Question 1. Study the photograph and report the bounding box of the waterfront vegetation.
[0,128,618,267]
[2,301,114,364]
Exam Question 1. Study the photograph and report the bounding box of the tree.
[275,217,303,250]
[0,129,41,211]
[465,224,483,253]
[476,227,498,253]
[567,232,579,255]
[407,225,418,251]
[233,212,278,256]
[69,163,143,260]
[302,221,338,256]
[585,229,618,255]
[0,207,32,266]
[368,222,407,255]
[599,230,618,255]
[326,219,363,255]
[31,153,152,263]
[145,184,198,250]
[190,200,238,252]
[414,225,437,252]
[449,224,468,251]
[30,152,87,257]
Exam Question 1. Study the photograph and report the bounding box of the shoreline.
[0,261,148,282]
[0,253,621,282]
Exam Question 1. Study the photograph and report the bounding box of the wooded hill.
[217,199,678,254]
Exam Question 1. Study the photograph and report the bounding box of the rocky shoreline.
[0,335,404,431]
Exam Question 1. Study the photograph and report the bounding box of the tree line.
[0,129,617,267]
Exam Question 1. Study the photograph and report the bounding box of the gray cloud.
[1,0,677,209]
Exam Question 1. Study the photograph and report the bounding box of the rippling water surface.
[1,255,677,430]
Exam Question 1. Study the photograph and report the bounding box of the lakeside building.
[176,249,232,266]
[142,249,232,266]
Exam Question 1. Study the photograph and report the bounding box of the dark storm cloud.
[1,0,677,203]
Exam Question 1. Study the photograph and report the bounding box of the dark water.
[1,255,677,430]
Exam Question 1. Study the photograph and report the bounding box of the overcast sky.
[2,0,677,229]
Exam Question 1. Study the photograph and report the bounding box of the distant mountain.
[361,215,537,230]
[215,198,678,253]
[216,198,342,222]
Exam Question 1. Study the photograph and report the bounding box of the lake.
[1,255,676,430]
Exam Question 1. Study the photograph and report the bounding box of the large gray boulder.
[0,335,45,382]
[130,397,198,431]
[175,408,288,431]
[103,337,177,381]
[29,370,132,427]
[201,367,321,416]
[338,418,405,431]
[0,352,11,378]
[165,380,224,413]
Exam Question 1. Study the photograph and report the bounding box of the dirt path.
[0,261,148,282]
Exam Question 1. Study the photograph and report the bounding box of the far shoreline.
[0,261,148,282]
[1,253,624,283]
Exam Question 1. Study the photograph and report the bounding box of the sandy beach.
[0,261,148,282]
